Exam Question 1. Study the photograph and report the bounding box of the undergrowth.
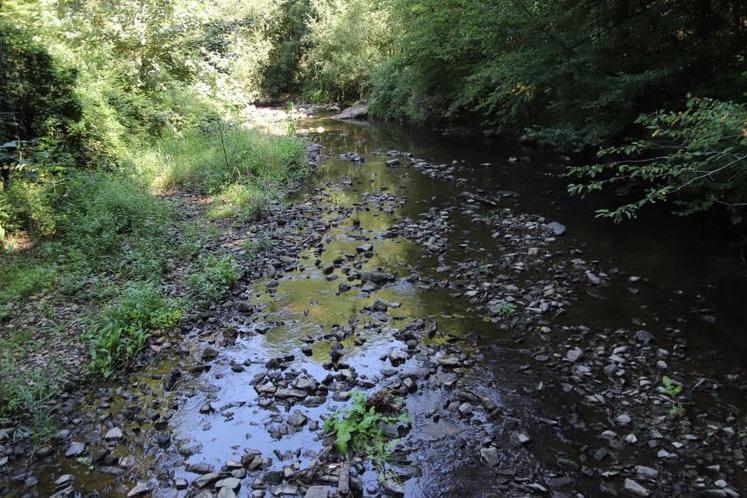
[86,284,182,379]
[188,254,243,302]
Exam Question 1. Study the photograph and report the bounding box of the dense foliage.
[568,97,747,221]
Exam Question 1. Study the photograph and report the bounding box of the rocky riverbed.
[1,115,746,498]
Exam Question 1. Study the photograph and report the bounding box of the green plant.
[188,254,243,301]
[241,234,271,258]
[323,392,409,467]
[569,97,747,222]
[661,375,684,416]
[87,284,182,378]
[491,300,517,318]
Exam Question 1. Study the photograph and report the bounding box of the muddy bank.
[1,116,746,498]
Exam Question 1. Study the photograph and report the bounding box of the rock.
[215,477,241,490]
[288,410,307,427]
[217,488,237,498]
[275,388,306,399]
[546,221,566,236]
[615,413,632,426]
[480,446,500,466]
[64,441,85,457]
[383,480,405,495]
[356,243,373,253]
[163,369,181,391]
[338,463,350,495]
[126,482,151,497]
[516,432,531,444]
[304,486,332,498]
[623,478,650,497]
[635,330,654,343]
[372,299,388,312]
[202,347,219,361]
[186,461,213,473]
[634,466,658,479]
[566,347,583,362]
[389,350,408,366]
[385,159,400,167]
[458,402,474,416]
[332,104,368,120]
[104,427,123,440]
[55,474,74,488]
[194,473,220,488]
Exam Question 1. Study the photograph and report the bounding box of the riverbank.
[1,114,746,498]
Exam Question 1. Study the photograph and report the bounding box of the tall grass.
[137,124,307,195]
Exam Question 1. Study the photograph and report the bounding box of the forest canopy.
[1,0,747,237]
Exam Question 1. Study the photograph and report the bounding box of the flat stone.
[623,478,650,497]
[126,482,151,497]
[566,348,583,362]
[215,477,241,489]
[64,442,85,457]
[55,474,74,487]
[634,465,658,479]
[304,485,331,498]
[194,472,220,488]
[546,221,566,236]
[480,446,499,466]
[217,488,237,498]
[104,427,123,440]
[275,388,306,399]
[635,330,654,343]
[287,410,307,427]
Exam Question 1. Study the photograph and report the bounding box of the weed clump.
[188,254,243,301]
[323,391,410,466]
[87,284,182,378]
[661,375,684,416]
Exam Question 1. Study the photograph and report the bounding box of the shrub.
[59,173,171,257]
[87,284,182,378]
[568,97,747,222]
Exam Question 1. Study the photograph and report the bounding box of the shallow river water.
[3,115,746,497]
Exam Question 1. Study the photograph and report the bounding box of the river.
[3,113,745,497]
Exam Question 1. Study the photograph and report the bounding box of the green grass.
[0,332,59,439]
[206,183,279,221]
[188,254,243,301]
[86,284,182,379]
[138,124,307,195]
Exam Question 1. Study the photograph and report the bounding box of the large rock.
[332,104,368,120]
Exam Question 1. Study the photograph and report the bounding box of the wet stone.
[202,347,219,361]
[194,472,220,488]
